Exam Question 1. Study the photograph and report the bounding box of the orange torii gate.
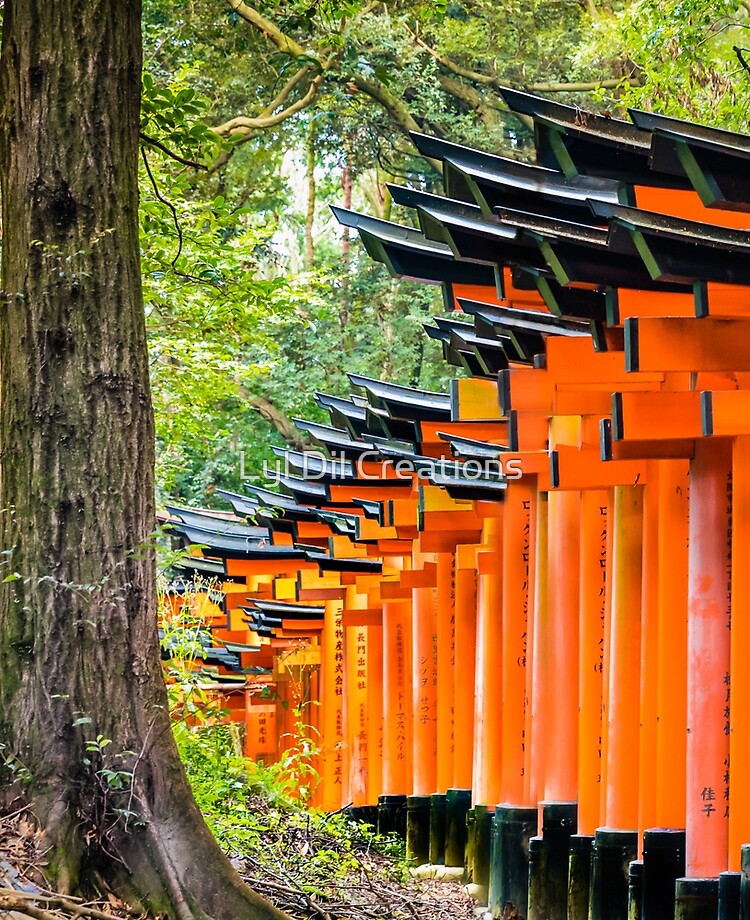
[335,92,750,919]
[162,93,750,920]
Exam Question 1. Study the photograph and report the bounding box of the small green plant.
[158,571,228,727]
[258,695,321,806]
[0,741,33,787]
[73,728,143,853]
[83,734,134,793]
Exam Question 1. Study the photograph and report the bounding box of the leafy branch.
[400,16,641,93]
[140,131,208,170]
[213,68,326,140]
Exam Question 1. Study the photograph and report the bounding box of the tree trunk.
[0,4,288,918]
[304,121,316,271]
[339,161,352,330]
[245,393,314,452]
[341,163,352,272]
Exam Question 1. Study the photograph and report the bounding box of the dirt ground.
[0,807,479,920]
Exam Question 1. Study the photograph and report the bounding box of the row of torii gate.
[165,90,750,920]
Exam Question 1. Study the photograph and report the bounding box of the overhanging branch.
[226,0,308,58]
[139,133,208,170]
[244,393,315,451]
[213,72,325,138]
[735,45,750,77]
[350,73,443,174]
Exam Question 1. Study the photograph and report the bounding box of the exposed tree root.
[110,805,292,920]
[1,788,291,920]
[0,887,137,920]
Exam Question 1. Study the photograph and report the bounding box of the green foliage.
[594,0,750,128]
[260,702,322,806]
[138,67,456,504]
[138,71,303,501]
[158,572,232,724]
[137,61,454,505]
[176,722,406,878]
[0,742,33,787]
[258,259,454,414]
[141,72,220,162]
[176,725,252,829]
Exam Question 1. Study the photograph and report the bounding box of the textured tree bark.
[0,3,288,918]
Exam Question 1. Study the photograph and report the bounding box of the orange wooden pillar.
[436,550,457,792]
[577,489,609,836]
[655,460,689,829]
[601,484,643,831]
[382,598,413,794]
[543,487,581,803]
[276,675,295,760]
[597,499,615,824]
[245,700,278,764]
[473,513,504,806]
[411,545,438,795]
[454,545,478,789]
[367,621,384,804]
[320,597,346,810]
[526,490,548,806]
[730,436,750,867]
[501,479,536,804]
[345,585,371,805]
[308,662,322,805]
[638,469,660,842]
[685,439,732,876]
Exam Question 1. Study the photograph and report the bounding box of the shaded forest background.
[135,0,750,503]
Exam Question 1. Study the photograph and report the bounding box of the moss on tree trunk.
[0,3,288,918]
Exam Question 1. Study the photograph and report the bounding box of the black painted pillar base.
[675,878,719,920]
[488,804,538,918]
[628,860,643,920]
[445,787,472,868]
[642,828,686,920]
[346,804,378,829]
[527,835,544,920]
[567,834,594,920]
[429,792,446,866]
[488,810,501,918]
[465,807,477,881]
[718,871,741,920]
[377,794,407,838]
[474,804,494,897]
[590,828,638,920]
[406,794,431,865]
[527,801,577,920]
[740,844,750,919]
